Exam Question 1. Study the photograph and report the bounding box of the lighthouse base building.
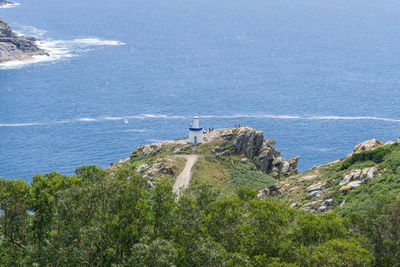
[189,114,203,145]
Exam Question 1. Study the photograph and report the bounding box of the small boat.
[124,119,129,124]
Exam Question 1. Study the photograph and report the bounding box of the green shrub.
[341,146,392,170]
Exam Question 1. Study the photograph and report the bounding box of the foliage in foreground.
[0,164,389,266]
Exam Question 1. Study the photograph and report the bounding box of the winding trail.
[173,154,199,195]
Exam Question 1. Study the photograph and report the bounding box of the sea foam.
[0,25,125,69]
[0,2,20,8]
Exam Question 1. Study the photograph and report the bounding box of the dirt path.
[173,154,199,195]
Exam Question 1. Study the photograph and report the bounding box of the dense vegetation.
[0,165,377,266]
[340,145,395,170]
[2,140,400,266]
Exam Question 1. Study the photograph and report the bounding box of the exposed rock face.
[205,127,299,177]
[130,141,190,159]
[351,139,384,155]
[136,164,149,173]
[131,143,162,158]
[232,127,264,158]
[145,160,176,178]
[0,17,47,63]
[339,181,362,193]
[301,200,324,212]
[107,158,129,170]
[338,166,379,193]
[257,185,279,198]
[307,182,326,192]
[306,181,326,200]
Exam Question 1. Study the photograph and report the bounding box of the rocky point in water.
[0,0,13,7]
[0,17,47,63]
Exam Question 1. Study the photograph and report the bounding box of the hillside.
[270,138,400,215]
[1,126,400,265]
[108,126,400,216]
[108,127,299,195]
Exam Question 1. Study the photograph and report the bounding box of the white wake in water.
[1,114,400,127]
[0,26,125,69]
[0,2,20,8]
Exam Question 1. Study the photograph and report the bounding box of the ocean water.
[1,0,400,181]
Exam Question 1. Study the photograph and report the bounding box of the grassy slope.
[126,138,275,196]
[192,139,275,196]
[114,143,190,182]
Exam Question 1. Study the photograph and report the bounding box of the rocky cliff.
[0,17,46,63]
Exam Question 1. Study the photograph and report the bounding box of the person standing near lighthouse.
[189,114,203,145]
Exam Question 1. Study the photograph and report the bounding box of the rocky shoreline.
[0,17,47,63]
[0,0,14,8]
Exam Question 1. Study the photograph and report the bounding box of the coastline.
[0,17,48,65]
[0,0,20,8]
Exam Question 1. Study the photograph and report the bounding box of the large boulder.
[307,190,321,200]
[339,169,361,186]
[307,182,326,192]
[339,181,362,193]
[351,139,384,155]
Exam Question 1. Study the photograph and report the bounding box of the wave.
[202,114,302,119]
[1,114,400,127]
[0,26,125,69]
[305,115,400,122]
[141,114,186,119]
[0,2,20,8]
[202,114,400,122]
[0,122,41,127]
[123,129,153,133]
[70,38,125,46]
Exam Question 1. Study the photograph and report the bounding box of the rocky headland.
[0,17,46,63]
[109,126,299,194]
[109,126,400,216]
[0,0,14,8]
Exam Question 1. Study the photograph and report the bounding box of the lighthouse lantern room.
[189,114,203,145]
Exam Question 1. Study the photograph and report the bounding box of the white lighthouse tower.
[189,114,203,145]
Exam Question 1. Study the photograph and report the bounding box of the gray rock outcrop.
[339,181,362,193]
[207,127,299,177]
[338,166,379,192]
[0,17,47,63]
[351,139,384,155]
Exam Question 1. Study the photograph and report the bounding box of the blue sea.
[1,0,400,181]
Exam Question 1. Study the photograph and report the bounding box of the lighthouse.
[189,114,203,145]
